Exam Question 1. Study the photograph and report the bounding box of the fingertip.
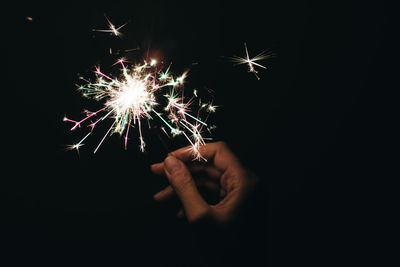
[153,192,168,202]
[163,155,184,175]
[153,186,175,202]
[150,162,164,174]
[151,162,163,167]
[153,193,162,201]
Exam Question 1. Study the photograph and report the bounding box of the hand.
[151,142,259,224]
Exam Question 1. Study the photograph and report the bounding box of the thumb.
[164,155,210,223]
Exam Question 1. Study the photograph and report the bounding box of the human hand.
[151,142,259,224]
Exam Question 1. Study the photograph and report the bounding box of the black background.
[3,1,393,266]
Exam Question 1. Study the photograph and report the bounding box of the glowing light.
[65,15,217,160]
[230,42,271,80]
[92,14,128,37]
[64,58,215,160]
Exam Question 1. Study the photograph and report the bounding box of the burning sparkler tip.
[65,27,216,159]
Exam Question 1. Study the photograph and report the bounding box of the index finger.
[170,141,243,173]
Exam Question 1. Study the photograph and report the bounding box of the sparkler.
[64,57,216,160]
[230,42,271,80]
[65,15,217,160]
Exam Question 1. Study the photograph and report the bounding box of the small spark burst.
[92,14,128,37]
[230,42,271,80]
[64,57,216,160]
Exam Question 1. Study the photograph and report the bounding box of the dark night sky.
[3,1,393,266]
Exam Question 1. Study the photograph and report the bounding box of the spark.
[65,132,91,154]
[92,14,127,37]
[207,104,217,113]
[180,120,208,161]
[159,64,171,81]
[176,71,188,84]
[230,42,270,80]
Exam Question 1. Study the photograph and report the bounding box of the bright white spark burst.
[65,15,218,160]
[230,42,271,80]
[64,58,217,161]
